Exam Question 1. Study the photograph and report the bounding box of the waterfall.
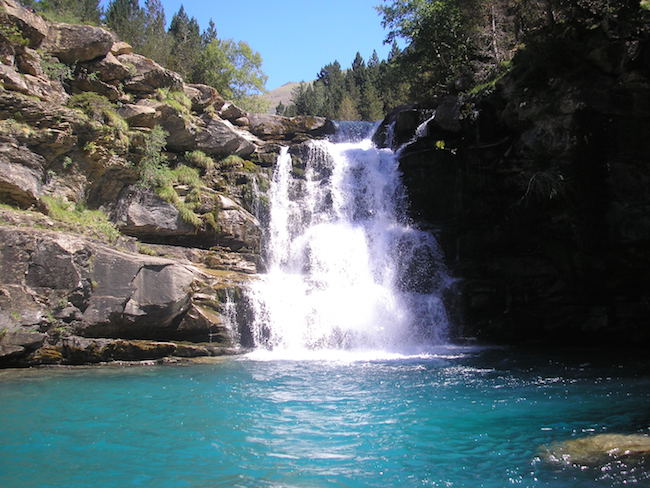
[247,122,449,358]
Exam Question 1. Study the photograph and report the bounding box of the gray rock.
[247,113,335,140]
[0,144,44,208]
[112,186,197,237]
[0,329,46,359]
[219,101,246,121]
[16,48,44,77]
[196,116,258,157]
[42,23,114,63]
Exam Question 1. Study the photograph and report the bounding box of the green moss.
[242,160,261,173]
[10,311,21,321]
[185,150,214,170]
[41,195,121,243]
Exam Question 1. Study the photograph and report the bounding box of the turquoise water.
[1,348,649,488]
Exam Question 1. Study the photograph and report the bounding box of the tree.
[337,94,360,120]
[36,0,101,24]
[105,0,145,48]
[168,6,202,78]
[139,0,172,66]
[202,19,218,46]
[191,39,266,102]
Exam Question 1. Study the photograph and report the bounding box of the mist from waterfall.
[247,123,450,359]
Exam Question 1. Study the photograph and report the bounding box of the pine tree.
[139,0,172,65]
[202,19,218,46]
[337,94,360,121]
[168,6,202,79]
[105,0,145,48]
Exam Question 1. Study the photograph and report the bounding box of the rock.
[81,52,130,82]
[0,0,49,48]
[110,41,133,56]
[42,23,114,63]
[215,194,261,251]
[184,83,224,111]
[0,64,28,93]
[117,103,158,128]
[219,101,247,121]
[69,74,121,101]
[118,53,183,93]
[233,116,249,127]
[176,303,233,344]
[0,144,44,208]
[15,47,43,77]
[196,116,258,157]
[540,434,650,466]
[247,113,335,140]
[112,186,197,238]
[0,329,46,360]
[433,95,462,132]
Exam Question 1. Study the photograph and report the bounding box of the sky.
[148,0,394,90]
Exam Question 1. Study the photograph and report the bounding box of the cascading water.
[247,122,450,357]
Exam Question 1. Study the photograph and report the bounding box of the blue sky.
[136,0,394,90]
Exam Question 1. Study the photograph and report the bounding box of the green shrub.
[0,21,28,46]
[40,54,74,82]
[185,150,214,170]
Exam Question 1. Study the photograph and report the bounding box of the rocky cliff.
[376,18,650,346]
[0,0,334,366]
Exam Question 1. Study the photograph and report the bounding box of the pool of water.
[1,347,649,488]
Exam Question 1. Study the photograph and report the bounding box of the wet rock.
[540,434,650,466]
[42,23,113,63]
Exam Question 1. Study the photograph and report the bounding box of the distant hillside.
[260,82,310,114]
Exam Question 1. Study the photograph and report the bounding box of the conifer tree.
[106,0,145,49]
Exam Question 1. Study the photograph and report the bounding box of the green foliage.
[137,125,170,188]
[40,54,74,82]
[66,93,129,145]
[155,88,193,119]
[34,0,101,25]
[185,150,214,170]
[41,195,121,243]
[0,21,28,46]
[191,38,267,102]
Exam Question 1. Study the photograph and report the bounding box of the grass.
[219,155,245,169]
[185,150,214,170]
[0,118,36,136]
[41,195,121,243]
[67,93,129,147]
[156,88,193,120]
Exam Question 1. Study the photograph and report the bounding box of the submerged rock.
[540,433,650,466]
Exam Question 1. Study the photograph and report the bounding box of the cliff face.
[0,0,333,366]
[376,20,650,345]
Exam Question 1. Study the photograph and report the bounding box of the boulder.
[0,63,28,93]
[0,0,48,48]
[184,83,224,111]
[69,75,121,101]
[118,53,183,93]
[117,103,158,128]
[215,194,261,251]
[110,41,132,56]
[247,113,335,140]
[540,434,650,466]
[42,23,113,63]
[219,101,246,121]
[81,52,130,82]
[196,116,258,157]
[112,186,197,238]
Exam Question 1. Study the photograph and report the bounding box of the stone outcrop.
[248,113,336,142]
[42,23,113,63]
[376,22,650,346]
[0,6,335,366]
